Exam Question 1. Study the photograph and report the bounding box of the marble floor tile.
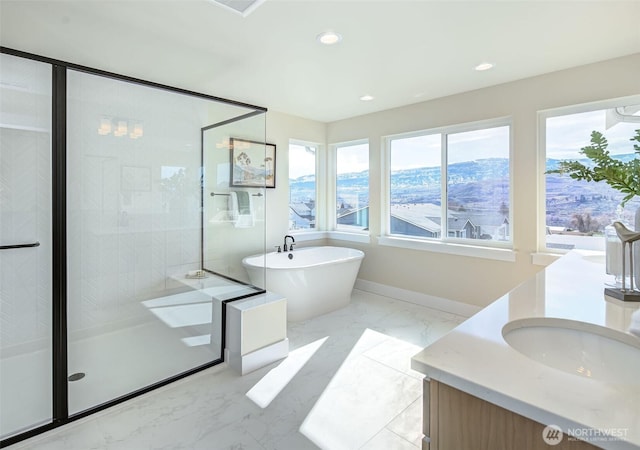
[360,428,418,450]
[11,289,466,450]
[299,353,421,450]
[386,398,423,447]
[362,336,425,380]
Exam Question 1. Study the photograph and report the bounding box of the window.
[543,103,640,251]
[388,122,511,246]
[289,142,317,230]
[335,141,369,232]
[389,134,441,238]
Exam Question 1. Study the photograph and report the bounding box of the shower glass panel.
[66,69,266,415]
[0,54,53,439]
[202,113,267,287]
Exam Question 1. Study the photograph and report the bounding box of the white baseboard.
[354,279,482,318]
[227,338,289,375]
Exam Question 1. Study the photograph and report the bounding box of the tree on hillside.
[570,212,599,233]
[498,201,509,216]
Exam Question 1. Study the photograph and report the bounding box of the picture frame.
[230,138,276,188]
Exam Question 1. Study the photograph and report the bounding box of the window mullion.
[440,133,448,241]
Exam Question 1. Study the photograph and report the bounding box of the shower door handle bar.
[0,241,41,250]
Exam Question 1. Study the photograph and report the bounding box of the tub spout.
[284,235,295,252]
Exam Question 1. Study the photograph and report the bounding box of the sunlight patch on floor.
[299,329,423,450]
[181,334,211,347]
[246,336,329,408]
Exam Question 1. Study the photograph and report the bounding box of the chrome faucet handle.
[274,245,282,253]
[289,243,295,251]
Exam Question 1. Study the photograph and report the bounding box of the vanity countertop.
[411,250,640,449]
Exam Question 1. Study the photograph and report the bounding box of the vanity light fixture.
[97,118,112,135]
[474,62,494,71]
[97,117,143,139]
[317,30,342,45]
[129,122,144,139]
[216,139,230,149]
[113,120,128,137]
[360,95,374,101]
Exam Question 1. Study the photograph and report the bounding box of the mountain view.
[290,155,639,234]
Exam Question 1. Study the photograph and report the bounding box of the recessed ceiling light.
[474,62,494,71]
[317,31,342,45]
[360,95,374,101]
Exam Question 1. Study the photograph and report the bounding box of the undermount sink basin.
[502,318,640,385]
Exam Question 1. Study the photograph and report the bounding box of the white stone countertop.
[411,250,640,450]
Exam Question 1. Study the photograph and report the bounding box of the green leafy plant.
[547,129,640,206]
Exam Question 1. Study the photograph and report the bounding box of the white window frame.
[288,139,324,237]
[536,95,640,257]
[330,139,370,238]
[380,117,515,261]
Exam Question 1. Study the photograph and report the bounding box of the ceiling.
[1,0,639,123]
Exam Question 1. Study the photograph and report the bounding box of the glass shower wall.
[202,113,267,286]
[0,54,53,439]
[66,69,266,415]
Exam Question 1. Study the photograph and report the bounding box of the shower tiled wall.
[66,71,204,334]
[0,53,52,355]
[0,129,52,352]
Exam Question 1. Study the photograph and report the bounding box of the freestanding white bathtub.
[242,246,364,322]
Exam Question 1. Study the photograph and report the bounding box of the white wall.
[266,53,640,308]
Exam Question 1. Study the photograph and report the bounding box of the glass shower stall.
[0,48,268,445]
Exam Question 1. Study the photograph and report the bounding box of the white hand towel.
[629,308,640,337]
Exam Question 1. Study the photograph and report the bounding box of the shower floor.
[1,317,218,440]
[1,274,261,441]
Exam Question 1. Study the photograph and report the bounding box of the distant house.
[446,217,475,238]
[388,204,442,237]
[336,206,369,229]
[390,215,440,238]
[339,203,509,240]
[289,202,315,229]
[438,214,509,240]
[465,214,510,240]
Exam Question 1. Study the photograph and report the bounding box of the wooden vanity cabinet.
[423,379,599,450]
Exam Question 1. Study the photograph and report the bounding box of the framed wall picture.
[230,138,276,188]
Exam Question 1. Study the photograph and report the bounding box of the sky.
[336,142,369,174]
[546,108,639,160]
[289,144,317,179]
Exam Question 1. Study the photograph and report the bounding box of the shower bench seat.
[168,273,288,375]
[224,291,288,375]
